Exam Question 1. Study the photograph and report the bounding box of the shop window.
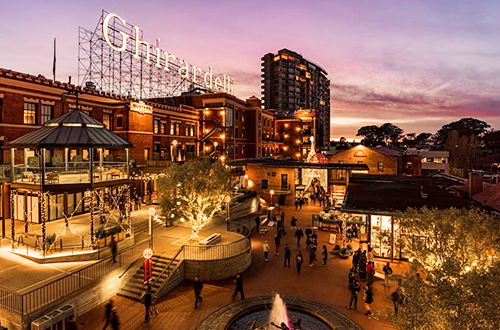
[117,116,123,128]
[153,119,159,134]
[103,113,111,130]
[24,102,37,125]
[41,104,53,124]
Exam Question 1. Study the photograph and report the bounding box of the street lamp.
[148,207,155,249]
[270,190,275,206]
[224,195,231,221]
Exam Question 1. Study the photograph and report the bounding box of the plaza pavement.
[76,203,406,330]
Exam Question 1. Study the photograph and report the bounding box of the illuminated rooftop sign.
[78,10,234,99]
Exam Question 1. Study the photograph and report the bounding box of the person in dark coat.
[352,248,361,273]
[274,234,281,255]
[193,275,203,309]
[364,284,374,316]
[255,215,261,233]
[296,251,303,274]
[102,299,114,329]
[348,279,361,311]
[294,228,303,247]
[321,245,328,266]
[110,308,120,329]
[358,251,367,281]
[284,244,292,267]
[232,273,245,300]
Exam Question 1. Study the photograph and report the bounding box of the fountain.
[196,294,362,330]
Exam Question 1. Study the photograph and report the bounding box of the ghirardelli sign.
[102,12,234,95]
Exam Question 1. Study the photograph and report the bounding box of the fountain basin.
[196,296,363,330]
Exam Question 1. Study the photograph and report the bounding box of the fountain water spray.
[268,294,291,329]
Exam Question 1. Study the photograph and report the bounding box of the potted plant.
[46,233,57,254]
[332,244,341,254]
[339,247,351,258]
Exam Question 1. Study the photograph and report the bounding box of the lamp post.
[270,190,275,207]
[224,195,231,221]
[148,207,155,250]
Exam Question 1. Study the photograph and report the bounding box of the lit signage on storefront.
[130,101,153,114]
[102,12,234,94]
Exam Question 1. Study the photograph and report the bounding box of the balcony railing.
[12,162,128,185]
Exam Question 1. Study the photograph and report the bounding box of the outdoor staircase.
[117,255,180,301]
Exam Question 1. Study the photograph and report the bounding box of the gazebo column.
[64,148,69,173]
[10,148,15,181]
[40,191,47,257]
[125,185,131,236]
[126,148,130,178]
[10,190,16,250]
[89,189,96,248]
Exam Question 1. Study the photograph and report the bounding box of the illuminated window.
[160,122,166,134]
[175,123,180,135]
[117,116,123,128]
[378,161,384,171]
[242,127,245,138]
[190,124,194,136]
[153,119,159,134]
[41,104,53,124]
[24,102,37,125]
[103,113,111,130]
[170,123,174,135]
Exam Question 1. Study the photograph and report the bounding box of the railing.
[12,161,128,185]
[0,240,149,315]
[183,237,250,260]
[149,247,185,289]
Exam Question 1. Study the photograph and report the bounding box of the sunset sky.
[1,0,499,140]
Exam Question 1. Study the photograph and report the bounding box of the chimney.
[468,171,483,197]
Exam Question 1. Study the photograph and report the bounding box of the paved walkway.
[77,204,405,330]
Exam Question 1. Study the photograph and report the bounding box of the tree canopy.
[157,160,233,241]
[389,207,500,329]
[356,123,404,146]
[436,118,490,143]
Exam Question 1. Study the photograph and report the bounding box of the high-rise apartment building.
[261,49,330,150]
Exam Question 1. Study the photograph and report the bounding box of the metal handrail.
[0,240,149,315]
[149,246,185,289]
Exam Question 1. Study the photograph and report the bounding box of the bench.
[200,233,221,245]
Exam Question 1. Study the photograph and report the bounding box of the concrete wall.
[183,246,252,281]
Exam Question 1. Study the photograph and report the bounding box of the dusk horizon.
[1,0,499,141]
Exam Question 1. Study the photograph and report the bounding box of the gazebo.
[6,110,133,256]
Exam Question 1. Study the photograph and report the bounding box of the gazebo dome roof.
[7,110,133,149]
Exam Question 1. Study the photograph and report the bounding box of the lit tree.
[388,207,500,329]
[157,160,233,241]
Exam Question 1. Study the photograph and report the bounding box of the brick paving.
[77,204,404,330]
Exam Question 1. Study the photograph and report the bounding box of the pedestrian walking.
[263,240,270,261]
[348,279,361,311]
[308,242,316,267]
[296,251,303,274]
[294,199,299,210]
[110,308,120,330]
[305,226,312,238]
[290,217,297,230]
[359,251,367,281]
[141,290,152,322]
[232,273,245,300]
[367,245,375,263]
[366,261,374,285]
[364,284,374,316]
[294,228,303,247]
[102,299,114,330]
[391,288,402,315]
[274,234,281,255]
[299,198,303,210]
[255,215,261,233]
[352,248,360,273]
[383,262,393,288]
[321,245,328,266]
[110,236,117,263]
[284,244,291,267]
[193,275,203,309]
[348,267,356,285]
